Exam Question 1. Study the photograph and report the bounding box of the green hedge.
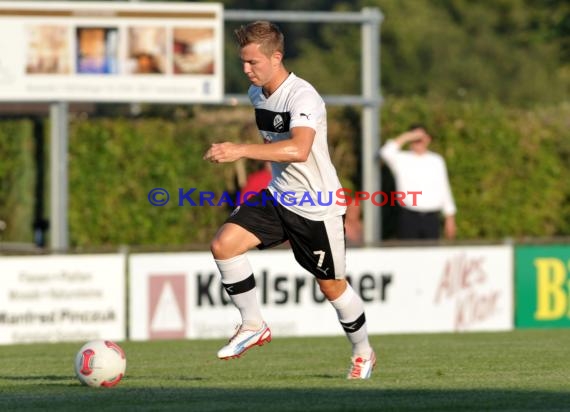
[1,99,569,246]
[68,115,231,247]
[0,120,35,243]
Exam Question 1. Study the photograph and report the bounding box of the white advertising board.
[0,2,223,103]
[129,245,513,340]
[0,254,125,344]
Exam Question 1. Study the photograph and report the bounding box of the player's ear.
[271,51,283,66]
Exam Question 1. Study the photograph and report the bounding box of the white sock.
[330,283,373,358]
[215,254,263,329]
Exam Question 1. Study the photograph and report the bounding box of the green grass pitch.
[0,329,568,411]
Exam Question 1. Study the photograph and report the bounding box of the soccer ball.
[74,340,127,387]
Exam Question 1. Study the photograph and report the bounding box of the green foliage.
[0,120,34,243]
[279,0,570,106]
[67,114,241,248]
[288,22,362,95]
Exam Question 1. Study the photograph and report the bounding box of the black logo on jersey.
[255,109,290,133]
[273,114,284,132]
[300,113,311,120]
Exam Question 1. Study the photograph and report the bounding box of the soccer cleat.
[217,322,272,360]
[347,351,376,379]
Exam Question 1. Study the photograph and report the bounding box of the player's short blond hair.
[234,21,284,58]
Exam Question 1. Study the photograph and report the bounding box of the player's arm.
[380,128,427,165]
[441,159,457,239]
[394,128,427,146]
[203,126,315,164]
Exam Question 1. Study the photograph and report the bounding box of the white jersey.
[248,73,346,220]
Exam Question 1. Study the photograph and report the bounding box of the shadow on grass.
[0,386,568,411]
[0,375,70,382]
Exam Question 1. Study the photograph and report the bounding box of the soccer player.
[203,21,375,379]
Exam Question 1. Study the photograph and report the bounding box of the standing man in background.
[204,21,375,379]
[380,124,457,240]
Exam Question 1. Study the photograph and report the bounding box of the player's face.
[240,43,278,87]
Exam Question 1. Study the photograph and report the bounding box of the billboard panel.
[515,245,570,328]
[0,254,126,344]
[0,1,223,103]
[129,246,513,340]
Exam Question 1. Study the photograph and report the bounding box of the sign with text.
[0,1,223,102]
[515,245,570,328]
[0,254,125,344]
[129,246,513,340]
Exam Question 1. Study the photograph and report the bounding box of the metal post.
[361,8,382,244]
[50,102,69,251]
[32,117,48,247]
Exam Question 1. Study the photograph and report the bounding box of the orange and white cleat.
[347,351,376,379]
[217,322,272,360]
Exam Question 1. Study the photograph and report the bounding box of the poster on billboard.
[0,1,223,103]
[129,245,514,341]
[0,254,126,344]
[515,245,570,328]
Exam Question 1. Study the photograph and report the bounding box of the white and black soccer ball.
[74,339,126,387]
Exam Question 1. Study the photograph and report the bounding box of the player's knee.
[210,233,245,259]
[210,224,259,259]
[318,278,347,301]
[210,236,228,259]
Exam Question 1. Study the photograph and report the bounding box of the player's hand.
[405,129,428,143]
[395,129,427,146]
[444,215,456,240]
[203,143,243,163]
